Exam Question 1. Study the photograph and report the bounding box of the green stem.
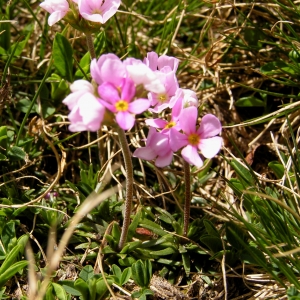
[117,126,133,250]
[183,159,191,237]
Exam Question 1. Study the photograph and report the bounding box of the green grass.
[1,0,300,299]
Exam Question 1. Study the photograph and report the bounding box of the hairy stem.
[183,159,191,237]
[85,33,96,59]
[117,126,134,250]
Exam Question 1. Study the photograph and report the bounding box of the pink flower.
[90,54,126,86]
[63,80,105,132]
[144,52,179,72]
[133,127,173,167]
[182,89,198,108]
[170,107,222,167]
[40,0,69,26]
[145,94,183,133]
[123,58,166,94]
[98,78,150,130]
[148,68,180,113]
[78,0,121,23]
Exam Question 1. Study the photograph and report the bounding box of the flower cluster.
[62,51,222,167]
[40,0,120,27]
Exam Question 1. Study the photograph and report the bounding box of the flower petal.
[197,114,222,138]
[179,106,197,135]
[155,150,173,167]
[133,147,157,161]
[121,78,135,101]
[116,111,135,130]
[129,99,150,114]
[144,52,158,71]
[198,136,222,158]
[145,118,167,129]
[169,128,188,152]
[157,55,179,72]
[78,95,104,131]
[98,82,120,104]
[181,145,203,167]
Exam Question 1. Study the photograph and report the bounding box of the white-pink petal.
[198,136,222,158]
[169,128,188,152]
[133,147,157,161]
[197,114,222,138]
[116,111,135,130]
[78,94,104,131]
[179,106,198,135]
[128,99,150,114]
[78,0,120,23]
[155,151,173,168]
[145,118,167,129]
[40,0,69,26]
[181,145,203,167]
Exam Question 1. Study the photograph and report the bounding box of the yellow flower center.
[158,93,168,103]
[115,100,129,112]
[92,8,102,14]
[188,133,200,146]
[164,121,176,129]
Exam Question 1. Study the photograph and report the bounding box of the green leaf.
[0,126,7,153]
[235,96,265,107]
[287,286,300,300]
[200,236,223,253]
[268,161,284,179]
[120,267,131,285]
[95,278,112,299]
[0,260,28,287]
[131,260,152,288]
[52,282,67,300]
[1,220,17,252]
[120,241,142,254]
[7,146,26,161]
[118,256,136,267]
[181,252,190,276]
[230,160,255,186]
[240,246,267,267]
[79,265,94,282]
[150,247,177,256]
[74,278,89,300]
[111,265,122,283]
[260,60,297,75]
[203,220,220,237]
[48,73,69,100]
[16,98,38,114]
[53,33,73,82]
[58,280,82,296]
[226,223,247,251]
[127,209,142,242]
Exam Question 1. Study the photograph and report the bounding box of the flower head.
[98,78,150,130]
[90,54,126,86]
[63,80,105,132]
[133,127,173,167]
[148,66,179,113]
[40,0,69,26]
[78,0,121,23]
[170,107,222,167]
[123,58,165,94]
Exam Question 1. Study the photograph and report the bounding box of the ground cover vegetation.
[1,0,300,299]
